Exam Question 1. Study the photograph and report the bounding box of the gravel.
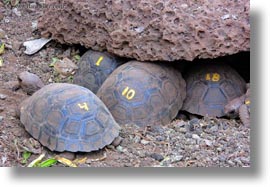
[150,153,164,162]
[116,117,250,167]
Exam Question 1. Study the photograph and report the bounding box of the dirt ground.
[0,1,250,167]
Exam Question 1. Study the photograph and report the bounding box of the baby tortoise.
[18,83,121,152]
[73,50,122,94]
[224,84,250,127]
[97,61,186,127]
[182,63,246,117]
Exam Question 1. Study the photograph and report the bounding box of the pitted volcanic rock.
[38,0,250,61]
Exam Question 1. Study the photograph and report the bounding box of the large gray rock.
[38,0,250,61]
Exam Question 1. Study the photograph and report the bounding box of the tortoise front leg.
[239,104,250,127]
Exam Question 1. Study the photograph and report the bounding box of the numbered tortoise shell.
[19,83,120,152]
[182,63,246,117]
[97,61,186,127]
[73,50,122,93]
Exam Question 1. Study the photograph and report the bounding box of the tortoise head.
[17,71,45,95]
[224,96,245,118]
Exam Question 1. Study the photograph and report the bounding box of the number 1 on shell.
[95,56,104,66]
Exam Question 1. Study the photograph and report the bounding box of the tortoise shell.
[182,63,246,117]
[97,61,186,127]
[19,83,120,152]
[73,50,122,93]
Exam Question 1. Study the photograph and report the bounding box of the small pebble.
[171,155,183,163]
[189,118,199,124]
[155,136,165,142]
[176,120,186,127]
[240,157,250,164]
[12,8,21,17]
[179,127,187,133]
[0,93,7,100]
[137,151,146,158]
[232,15,238,20]
[236,133,244,139]
[212,157,218,162]
[12,41,21,51]
[192,134,201,140]
[204,139,213,147]
[26,3,37,12]
[150,125,164,133]
[32,20,38,31]
[221,123,229,130]
[133,135,141,143]
[219,155,226,162]
[185,132,192,138]
[140,139,149,145]
[0,116,3,122]
[221,14,230,20]
[116,145,124,153]
[4,18,10,23]
[234,158,243,166]
[150,153,164,162]
[217,147,223,152]
[124,163,133,167]
[226,160,235,167]
[0,29,5,39]
[193,145,200,150]
[210,125,219,133]
[181,4,188,8]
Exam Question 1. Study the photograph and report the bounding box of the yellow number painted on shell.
[205,73,211,81]
[245,100,250,105]
[95,56,104,66]
[212,73,220,82]
[205,73,220,82]
[122,87,136,100]
[78,102,89,111]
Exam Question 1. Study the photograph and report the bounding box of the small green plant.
[49,57,60,67]
[27,153,58,167]
[21,151,31,164]
[0,41,5,55]
[37,158,58,167]
[73,54,81,61]
[67,75,74,83]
